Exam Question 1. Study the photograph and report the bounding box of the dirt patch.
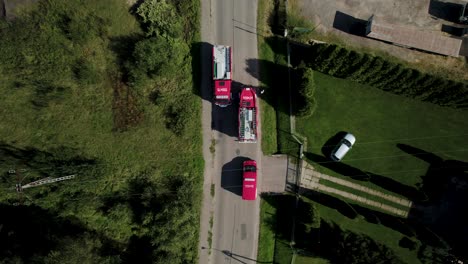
[2,0,38,20]
[289,0,468,81]
[111,74,143,132]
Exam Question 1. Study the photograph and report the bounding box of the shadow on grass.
[303,152,425,201]
[299,188,358,220]
[321,131,348,158]
[0,142,98,185]
[0,204,123,263]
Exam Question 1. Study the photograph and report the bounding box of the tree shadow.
[261,195,296,242]
[397,143,468,259]
[108,34,144,82]
[428,0,466,23]
[299,188,358,220]
[191,41,211,102]
[0,203,122,262]
[120,234,153,264]
[0,142,98,184]
[303,152,425,201]
[332,11,368,35]
[221,156,251,196]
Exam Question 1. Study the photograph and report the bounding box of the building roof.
[366,18,463,57]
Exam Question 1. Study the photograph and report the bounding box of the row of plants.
[292,43,468,109]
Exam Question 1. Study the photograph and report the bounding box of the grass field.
[296,71,468,189]
[0,0,203,263]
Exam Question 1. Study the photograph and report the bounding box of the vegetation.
[297,71,468,189]
[293,65,317,117]
[258,195,407,263]
[292,43,468,109]
[294,71,467,262]
[257,0,278,155]
[257,198,277,263]
[0,0,202,263]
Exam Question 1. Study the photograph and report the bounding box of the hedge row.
[294,65,317,117]
[296,43,468,109]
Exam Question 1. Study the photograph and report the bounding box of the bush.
[295,66,317,117]
[303,43,468,109]
[136,0,183,38]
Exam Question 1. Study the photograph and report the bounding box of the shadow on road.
[221,156,251,196]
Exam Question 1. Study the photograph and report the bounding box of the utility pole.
[11,168,76,205]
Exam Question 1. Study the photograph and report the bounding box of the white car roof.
[332,133,356,161]
[333,144,351,160]
[344,133,356,145]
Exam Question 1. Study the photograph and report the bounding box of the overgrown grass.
[295,255,330,264]
[0,0,203,263]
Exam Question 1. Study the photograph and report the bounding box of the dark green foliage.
[300,43,468,109]
[164,105,188,136]
[73,59,100,85]
[136,0,183,38]
[297,199,320,232]
[0,0,202,263]
[129,37,189,81]
[399,237,418,251]
[336,232,403,264]
[295,66,317,117]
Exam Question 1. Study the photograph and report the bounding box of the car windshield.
[342,139,352,147]
[244,165,256,172]
[215,99,230,105]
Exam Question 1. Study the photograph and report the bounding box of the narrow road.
[199,0,261,264]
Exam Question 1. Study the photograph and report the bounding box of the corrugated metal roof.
[367,18,463,57]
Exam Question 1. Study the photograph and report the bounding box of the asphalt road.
[199,0,261,263]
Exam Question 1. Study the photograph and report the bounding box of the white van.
[330,133,356,161]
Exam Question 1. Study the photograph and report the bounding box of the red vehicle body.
[212,45,232,107]
[242,160,257,200]
[238,88,257,143]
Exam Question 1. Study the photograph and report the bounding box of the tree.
[137,0,182,38]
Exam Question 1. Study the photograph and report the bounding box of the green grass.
[295,255,330,264]
[311,201,420,263]
[294,71,468,263]
[0,0,203,262]
[315,178,411,213]
[297,71,468,189]
[257,198,277,263]
[257,0,278,155]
